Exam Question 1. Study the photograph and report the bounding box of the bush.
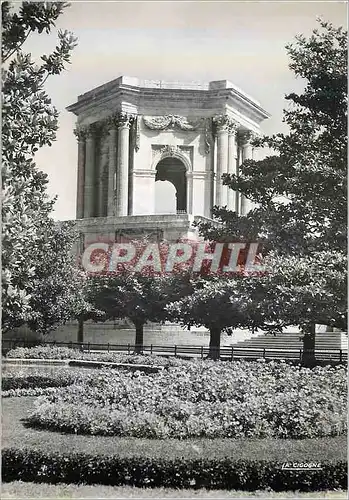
[2,387,60,398]
[26,361,347,439]
[2,371,79,391]
[2,448,347,491]
[2,367,90,397]
[6,346,185,367]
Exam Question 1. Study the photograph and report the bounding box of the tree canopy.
[2,2,91,334]
[197,20,347,358]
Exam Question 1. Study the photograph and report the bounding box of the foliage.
[203,20,347,256]
[1,1,91,333]
[2,387,61,398]
[166,274,272,359]
[238,251,347,332]
[2,367,85,391]
[197,20,347,340]
[2,448,347,491]
[87,244,193,350]
[26,361,347,439]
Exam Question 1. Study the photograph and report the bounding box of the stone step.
[232,332,347,350]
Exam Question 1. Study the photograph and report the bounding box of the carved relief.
[151,144,193,170]
[143,115,204,131]
[115,228,163,243]
[152,144,192,162]
[159,145,179,156]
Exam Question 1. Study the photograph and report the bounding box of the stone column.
[84,125,96,218]
[107,122,117,216]
[116,113,134,217]
[227,122,239,212]
[214,116,229,207]
[186,172,193,214]
[240,131,254,215]
[74,126,87,219]
[213,115,233,207]
[98,124,109,217]
[204,118,215,215]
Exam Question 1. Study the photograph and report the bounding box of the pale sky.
[22,0,347,220]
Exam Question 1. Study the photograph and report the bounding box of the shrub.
[2,371,79,391]
[26,361,347,439]
[2,387,60,398]
[2,367,90,397]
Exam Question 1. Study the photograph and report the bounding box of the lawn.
[2,397,346,462]
[1,481,347,499]
[2,356,347,492]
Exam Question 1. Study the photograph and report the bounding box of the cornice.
[67,81,270,125]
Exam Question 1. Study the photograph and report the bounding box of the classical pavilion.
[67,76,270,246]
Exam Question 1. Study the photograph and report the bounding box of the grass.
[2,397,347,462]
[1,482,347,498]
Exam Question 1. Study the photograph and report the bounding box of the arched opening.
[155,157,187,213]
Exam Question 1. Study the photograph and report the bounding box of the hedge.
[2,448,347,491]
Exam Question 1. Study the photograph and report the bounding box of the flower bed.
[26,360,347,439]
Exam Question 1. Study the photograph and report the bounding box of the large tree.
[2,2,91,334]
[88,271,192,353]
[198,20,347,358]
[167,274,261,360]
[84,237,194,352]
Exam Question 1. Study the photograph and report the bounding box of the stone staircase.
[231,330,348,351]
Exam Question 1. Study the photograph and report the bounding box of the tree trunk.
[134,322,144,354]
[302,323,316,365]
[208,326,221,360]
[77,317,84,346]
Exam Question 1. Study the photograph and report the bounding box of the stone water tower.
[67,76,270,245]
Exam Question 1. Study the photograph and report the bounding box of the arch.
[155,157,187,213]
[151,147,192,173]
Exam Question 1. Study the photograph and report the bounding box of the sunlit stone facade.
[67,76,270,243]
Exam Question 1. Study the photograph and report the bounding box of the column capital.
[228,120,239,136]
[213,114,240,134]
[108,112,136,129]
[238,130,258,147]
[73,124,88,142]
